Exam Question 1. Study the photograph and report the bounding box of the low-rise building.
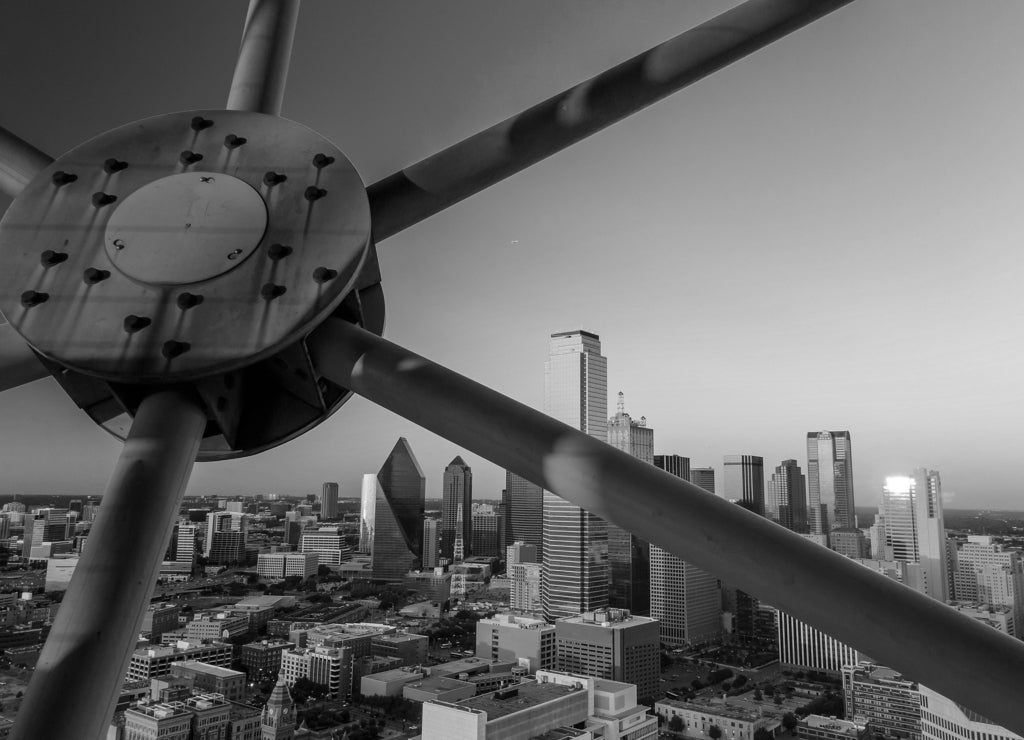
[798,715,870,740]
[371,632,428,666]
[654,696,773,740]
[169,661,247,703]
[281,645,350,699]
[127,641,234,682]
[123,701,193,740]
[257,551,318,581]
[404,675,477,704]
[476,613,556,672]
[184,612,250,642]
[361,667,427,698]
[241,638,295,679]
[141,603,181,642]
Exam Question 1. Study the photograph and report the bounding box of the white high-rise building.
[955,536,1024,625]
[776,610,864,674]
[881,470,948,601]
[541,330,609,622]
[920,685,1023,740]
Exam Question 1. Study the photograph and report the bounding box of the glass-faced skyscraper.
[723,455,765,515]
[806,431,856,535]
[766,459,808,532]
[441,456,472,560]
[369,437,426,581]
[502,471,544,558]
[542,330,609,622]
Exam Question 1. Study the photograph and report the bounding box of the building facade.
[806,431,855,535]
[441,457,473,561]
[776,610,864,675]
[723,455,764,515]
[842,662,921,740]
[321,481,339,520]
[881,470,948,601]
[766,459,808,532]
[555,609,660,701]
[370,438,425,581]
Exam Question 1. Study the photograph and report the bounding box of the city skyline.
[1,2,1022,507]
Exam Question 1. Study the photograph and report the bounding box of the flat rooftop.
[657,697,761,722]
[460,682,582,720]
[171,661,243,678]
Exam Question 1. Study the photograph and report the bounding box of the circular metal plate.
[105,172,268,285]
[0,109,371,382]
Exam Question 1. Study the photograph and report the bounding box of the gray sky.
[0,1,1022,508]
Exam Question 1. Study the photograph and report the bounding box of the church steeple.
[261,672,296,740]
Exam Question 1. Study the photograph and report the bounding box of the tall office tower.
[502,472,543,558]
[775,609,866,675]
[508,541,542,613]
[204,511,247,565]
[370,438,425,582]
[766,459,808,532]
[955,536,1024,624]
[881,471,949,601]
[165,523,198,566]
[422,519,440,568]
[653,454,690,481]
[606,393,652,614]
[806,430,856,534]
[22,508,70,557]
[555,609,660,701]
[441,457,472,561]
[649,455,721,648]
[541,330,609,622]
[358,474,376,554]
[723,455,765,515]
[321,482,340,520]
[690,468,716,494]
[470,507,502,557]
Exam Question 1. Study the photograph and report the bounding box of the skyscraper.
[358,474,376,554]
[650,455,721,648]
[502,472,544,558]
[690,468,716,494]
[321,482,339,520]
[806,430,856,534]
[441,456,472,561]
[766,459,808,532]
[724,455,765,515]
[555,609,660,701]
[606,392,652,614]
[422,519,440,568]
[882,470,948,601]
[542,330,609,622]
[370,438,426,581]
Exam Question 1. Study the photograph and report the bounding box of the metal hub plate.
[105,172,268,285]
[0,109,371,382]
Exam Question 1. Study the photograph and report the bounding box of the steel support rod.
[309,317,1024,734]
[0,124,52,200]
[227,0,301,116]
[367,0,853,241]
[12,389,206,740]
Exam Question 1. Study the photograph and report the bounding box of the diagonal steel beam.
[227,0,301,115]
[0,124,53,200]
[367,0,854,242]
[12,389,207,740]
[308,317,1024,736]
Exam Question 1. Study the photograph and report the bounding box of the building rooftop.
[657,697,761,722]
[558,609,657,629]
[171,661,244,678]
[373,633,426,644]
[365,667,426,683]
[460,681,582,720]
[234,595,296,609]
[802,714,866,737]
[405,675,474,696]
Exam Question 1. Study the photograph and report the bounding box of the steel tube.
[12,389,206,740]
[367,0,853,241]
[0,124,52,199]
[227,0,301,115]
[309,317,1024,734]
[0,320,49,391]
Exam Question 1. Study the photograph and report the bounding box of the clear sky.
[0,1,1022,509]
